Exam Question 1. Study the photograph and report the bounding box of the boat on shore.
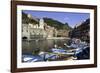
[22,38,90,62]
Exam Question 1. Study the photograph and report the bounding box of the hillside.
[22,12,38,24]
[22,12,72,31]
[43,18,72,30]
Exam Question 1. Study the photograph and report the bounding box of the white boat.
[22,55,43,62]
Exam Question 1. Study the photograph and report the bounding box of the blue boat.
[51,48,67,54]
[22,55,43,62]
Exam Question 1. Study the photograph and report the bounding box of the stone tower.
[27,14,32,19]
[39,18,44,29]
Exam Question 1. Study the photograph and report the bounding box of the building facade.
[22,13,70,40]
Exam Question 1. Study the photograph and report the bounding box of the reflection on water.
[22,39,90,62]
[22,39,69,54]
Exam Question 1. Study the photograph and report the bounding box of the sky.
[22,10,90,28]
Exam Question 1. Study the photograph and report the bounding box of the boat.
[22,55,43,62]
[22,39,90,62]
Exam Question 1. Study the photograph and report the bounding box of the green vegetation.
[22,12,38,24]
[43,18,72,30]
[22,12,72,30]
